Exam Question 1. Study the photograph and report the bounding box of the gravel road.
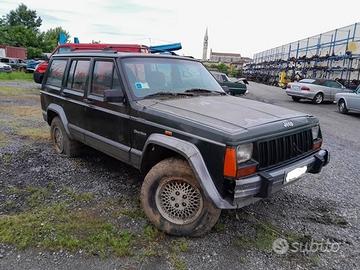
[0,81,359,270]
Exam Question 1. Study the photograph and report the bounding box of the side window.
[91,61,120,96]
[324,81,341,88]
[66,60,90,91]
[221,75,228,82]
[46,59,67,88]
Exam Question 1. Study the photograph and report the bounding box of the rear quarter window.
[46,59,67,88]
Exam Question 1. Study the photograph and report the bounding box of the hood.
[137,95,309,134]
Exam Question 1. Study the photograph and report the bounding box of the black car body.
[210,71,248,95]
[40,52,329,236]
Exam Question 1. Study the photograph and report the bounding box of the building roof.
[210,51,241,57]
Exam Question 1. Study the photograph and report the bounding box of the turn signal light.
[237,165,257,178]
[313,139,322,150]
[224,147,237,178]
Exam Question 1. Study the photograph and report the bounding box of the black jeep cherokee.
[40,52,330,236]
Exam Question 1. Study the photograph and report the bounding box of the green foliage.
[0,71,33,81]
[0,4,70,58]
[5,3,42,30]
[42,27,70,52]
[0,203,134,257]
[217,63,229,74]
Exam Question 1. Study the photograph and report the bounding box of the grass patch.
[213,222,225,232]
[0,203,133,257]
[0,72,32,81]
[0,106,42,119]
[62,187,95,203]
[170,253,187,270]
[2,153,12,164]
[143,224,160,241]
[234,219,313,254]
[0,132,9,147]
[119,208,146,220]
[17,126,49,140]
[0,86,38,96]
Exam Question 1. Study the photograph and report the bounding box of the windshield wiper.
[184,88,226,95]
[143,91,193,99]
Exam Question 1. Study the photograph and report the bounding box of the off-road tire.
[50,117,81,157]
[141,158,221,237]
[292,96,301,102]
[338,99,348,114]
[313,93,324,104]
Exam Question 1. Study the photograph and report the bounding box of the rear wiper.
[184,88,226,95]
[143,91,193,99]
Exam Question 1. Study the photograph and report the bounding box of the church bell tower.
[202,28,208,60]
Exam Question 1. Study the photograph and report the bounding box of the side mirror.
[222,85,229,93]
[104,89,124,102]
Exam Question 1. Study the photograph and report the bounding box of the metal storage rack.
[244,23,360,89]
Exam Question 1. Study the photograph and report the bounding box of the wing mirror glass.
[104,89,124,102]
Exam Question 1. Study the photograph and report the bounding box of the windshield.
[122,57,224,99]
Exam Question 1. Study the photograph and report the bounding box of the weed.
[170,253,187,270]
[143,224,160,241]
[1,152,12,165]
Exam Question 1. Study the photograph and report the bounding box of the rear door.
[83,58,131,163]
[61,58,91,140]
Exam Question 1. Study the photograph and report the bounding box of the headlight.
[236,143,253,163]
[311,126,320,140]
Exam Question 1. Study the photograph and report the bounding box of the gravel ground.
[0,81,359,270]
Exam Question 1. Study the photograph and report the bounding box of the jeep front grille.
[254,130,313,168]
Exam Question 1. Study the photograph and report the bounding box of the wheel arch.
[46,104,72,138]
[140,133,233,209]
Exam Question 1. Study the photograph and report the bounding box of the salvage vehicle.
[286,78,352,104]
[40,52,330,236]
[0,62,12,73]
[0,57,27,71]
[33,43,149,83]
[335,85,360,114]
[210,71,248,95]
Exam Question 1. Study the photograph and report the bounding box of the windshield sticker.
[135,82,149,89]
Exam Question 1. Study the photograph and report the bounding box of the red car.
[33,43,149,83]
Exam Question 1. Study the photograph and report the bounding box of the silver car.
[335,85,360,114]
[286,78,351,104]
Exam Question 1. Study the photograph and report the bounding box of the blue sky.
[1,0,359,58]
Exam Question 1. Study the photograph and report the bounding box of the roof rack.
[68,49,118,54]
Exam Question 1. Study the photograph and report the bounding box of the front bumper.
[232,149,330,208]
[286,90,316,100]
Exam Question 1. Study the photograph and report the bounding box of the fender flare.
[46,104,73,139]
[141,133,234,209]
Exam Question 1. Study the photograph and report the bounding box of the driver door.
[83,58,131,163]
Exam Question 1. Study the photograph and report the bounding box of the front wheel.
[313,93,324,104]
[141,158,221,236]
[338,100,348,114]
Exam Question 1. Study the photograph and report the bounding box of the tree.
[0,4,70,58]
[5,3,42,30]
[41,27,70,52]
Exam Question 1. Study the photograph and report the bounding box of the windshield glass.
[122,57,224,98]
